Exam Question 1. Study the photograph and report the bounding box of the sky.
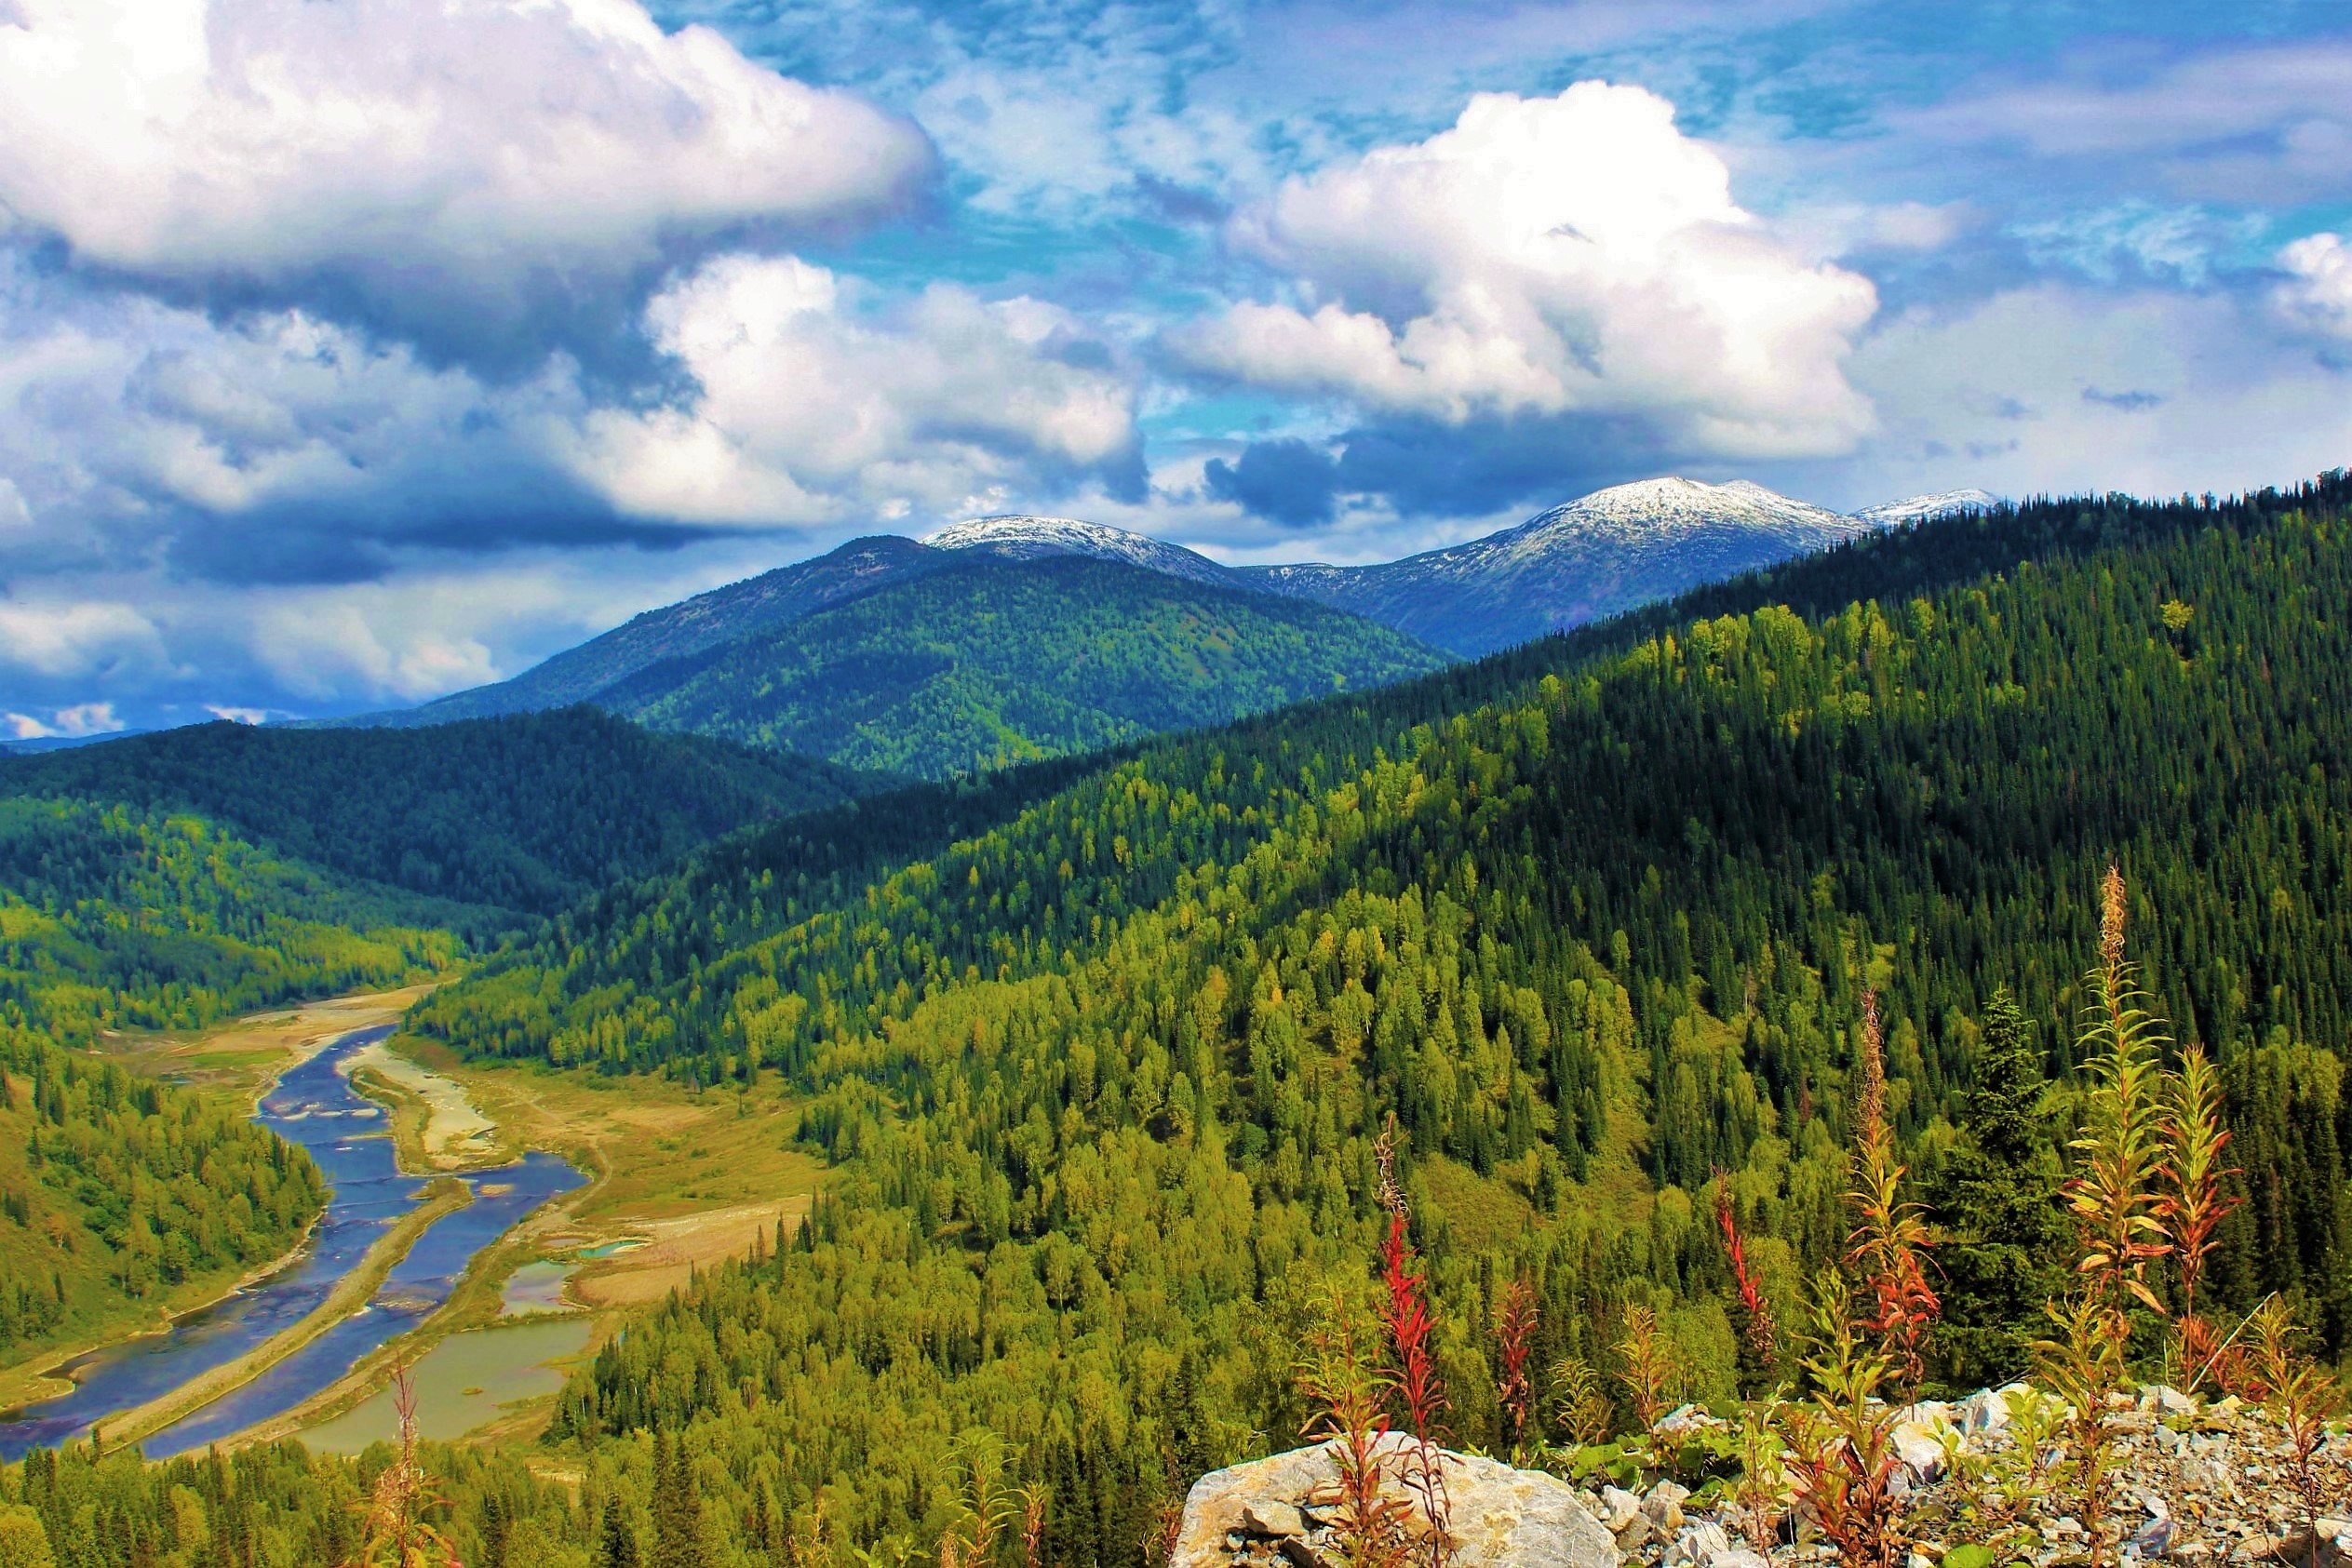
[3,0,2350,735]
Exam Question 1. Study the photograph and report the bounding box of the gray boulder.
[1171,1433,1617,1568]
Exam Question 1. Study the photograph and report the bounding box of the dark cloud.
[1204,438,1340,528]
[1331,411,1677,519]
[2081,386,2165,411]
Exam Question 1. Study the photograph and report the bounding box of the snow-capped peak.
[1850,489,2000,526]
[922,515,1235,586]
[1510,476,1852,546]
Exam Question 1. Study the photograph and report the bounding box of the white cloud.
[0,246,1143,583]
[573,253,1143,525]
[0,0,931,320]
[203,704,267,725]
[1903,41,2352,204]
[6,702,127,740]
[2275,233,2352,343]
[1177,82,1878,460]
[1822,285,2352,504]
[0,600,171,679]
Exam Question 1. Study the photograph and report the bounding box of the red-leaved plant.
[1714,1170,1778,1386]
[1375,1116,1455,1568]
[1494,1276,1539,1461]
[1845,990,1940,1398]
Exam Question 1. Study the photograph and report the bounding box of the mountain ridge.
[320,476,1994,730]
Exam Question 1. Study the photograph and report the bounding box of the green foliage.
[597,555,1450,777]
[20,474,2352,1562]
[2,707,882,920]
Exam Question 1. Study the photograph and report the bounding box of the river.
[0,1025,582,1460]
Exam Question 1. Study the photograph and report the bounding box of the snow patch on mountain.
[1851,489,2000,525]
[924,516,1236,587]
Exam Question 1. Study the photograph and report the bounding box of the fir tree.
[1933,992,2066,1387]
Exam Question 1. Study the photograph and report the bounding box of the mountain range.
[325,478,1993,764]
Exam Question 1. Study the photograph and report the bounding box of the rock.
[1169,1435,1617,1568]
[1642,1480,1691,1530]
[2140,1385,2198,1417]
[1597,1486,1643,1533]
[1663,1521,1769,1568]
[1242,1501,1306,1539]
[2133,1516,2175,1560]
[1654,1403,1726,1439]
[1891,1406,1956,1481]
[1957,1383,2031,1436]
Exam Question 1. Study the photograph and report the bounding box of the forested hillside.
[594,555,1450,777]
[1,708,881,921]
[0,1027,328,1360]
[352,536,950,726]
[383,476,2352,1561]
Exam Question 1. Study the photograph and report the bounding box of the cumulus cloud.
[0,0,933,353]
[2275,234,2352,343]
[573,253,1146,525]
[1177,83,1878,471]
[0,600,172,680]
[0,250,1145,589]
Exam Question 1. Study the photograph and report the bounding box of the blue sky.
[1,0,2348,733]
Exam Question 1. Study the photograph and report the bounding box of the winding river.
[0,1025,582,1460]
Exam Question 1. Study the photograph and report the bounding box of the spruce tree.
[597,1497,640,1568]
[1933,991,2066,1388]
[650,1433,707,1568]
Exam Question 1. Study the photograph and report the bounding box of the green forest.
[0,1027,328,1358]
[1,708,884,921]
[6,475,2352,1566]
[384,476,2346,1560]
[597,555,1449,777]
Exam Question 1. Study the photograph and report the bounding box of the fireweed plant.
[1375,1118,1456,1568]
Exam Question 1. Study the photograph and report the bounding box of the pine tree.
[1933,991,2066,1387]
[649,1434,706,1568]
[597,1497,640,1568]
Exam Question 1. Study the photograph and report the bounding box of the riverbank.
[95,1179,471,1454]
[235,1041,825,1451]
[0,987,435,1413]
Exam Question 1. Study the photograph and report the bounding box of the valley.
[4,472,2350,1568]
[0,985,828,1465]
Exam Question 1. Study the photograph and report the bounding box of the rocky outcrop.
[1171,1432,1616,1568]
[1176,1387,2351,1568]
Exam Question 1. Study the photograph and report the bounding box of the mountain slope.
[411,471,2352,1561]
[2,707,884,920]
[344,535,950,727]
[1242,476,1886,654]
[595,555,1451,777]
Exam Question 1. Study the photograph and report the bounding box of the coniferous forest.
[5,474,2352,1566]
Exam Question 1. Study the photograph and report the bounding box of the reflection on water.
[298,1317,591,1454]
[0,1026,582,1460]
